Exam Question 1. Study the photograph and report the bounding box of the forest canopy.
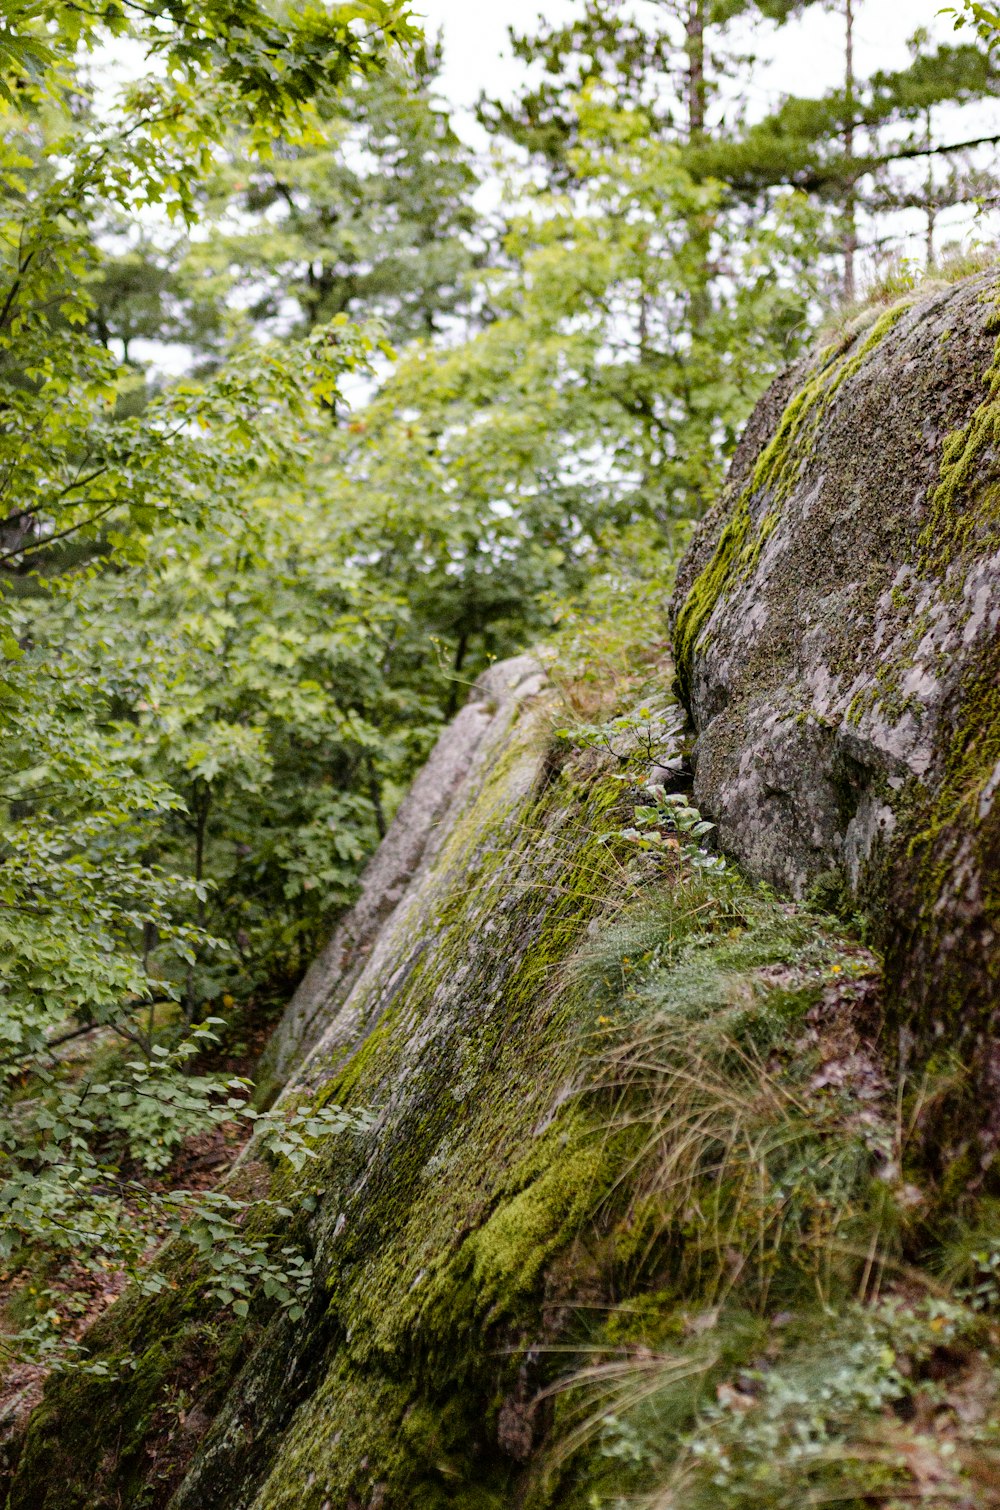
[0,0,997,1380]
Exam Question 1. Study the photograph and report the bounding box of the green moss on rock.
[673,299,914,701]
[920,291,1000,568]
[670,266,1000,1166]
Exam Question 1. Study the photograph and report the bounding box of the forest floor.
[0,1005,276,1438]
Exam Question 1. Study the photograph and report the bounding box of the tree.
[192,40,483,348]
[685,6,1000,292]
[0,1,416,121]
[18,487,440,1007]
[483,1,1000,299]
[0,2,418,577]
[472,7,829,537]
[0,0,417,1371]
[478,1,823,173]
[867,25,1000,269]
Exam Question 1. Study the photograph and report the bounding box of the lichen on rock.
[671,270,1000,1150]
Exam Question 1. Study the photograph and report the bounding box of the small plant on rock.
[621,790,726,876]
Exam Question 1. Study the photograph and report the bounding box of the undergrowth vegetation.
[533,858,1000,1508]
[511,591,1000,1506]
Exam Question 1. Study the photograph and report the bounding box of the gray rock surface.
[259,655,547,1097]
[671,273,1000,1141]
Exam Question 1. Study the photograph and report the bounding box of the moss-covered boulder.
[258,655,549,1099]
[671,271,1000,1147]
[6,656,639,1508]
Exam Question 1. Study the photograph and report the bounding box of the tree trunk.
[925,104,937,268]
[686,0,707,141]
[444,630,469,718]
[843,0,858,301]
[185,781,211,1025]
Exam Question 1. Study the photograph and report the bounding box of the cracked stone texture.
[670,273,1000,1138]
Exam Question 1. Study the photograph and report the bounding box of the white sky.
[415,0,955,112]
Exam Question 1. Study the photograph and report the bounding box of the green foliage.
[555,696,726,871]
[655,1297,991,1508]
[0,1,419,126]
[0,0,413,1377]
[945,0,1000,48]
[17,488,440,1006]
[625,790,726,874]
[687,38,1000,197]
[329,90,821,577]
[0,1009,371,1368]
[193,43,482,346]
[556,704,683,766]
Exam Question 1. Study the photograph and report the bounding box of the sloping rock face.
[7,656,641,1509]
[257,655,548,1098]
[671,272,1000,1147]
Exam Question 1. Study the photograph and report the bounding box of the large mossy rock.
[7,647,880,1510]
[7,657,639,1509]
[671,272,1000,1147]
[257,656,549,1099]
